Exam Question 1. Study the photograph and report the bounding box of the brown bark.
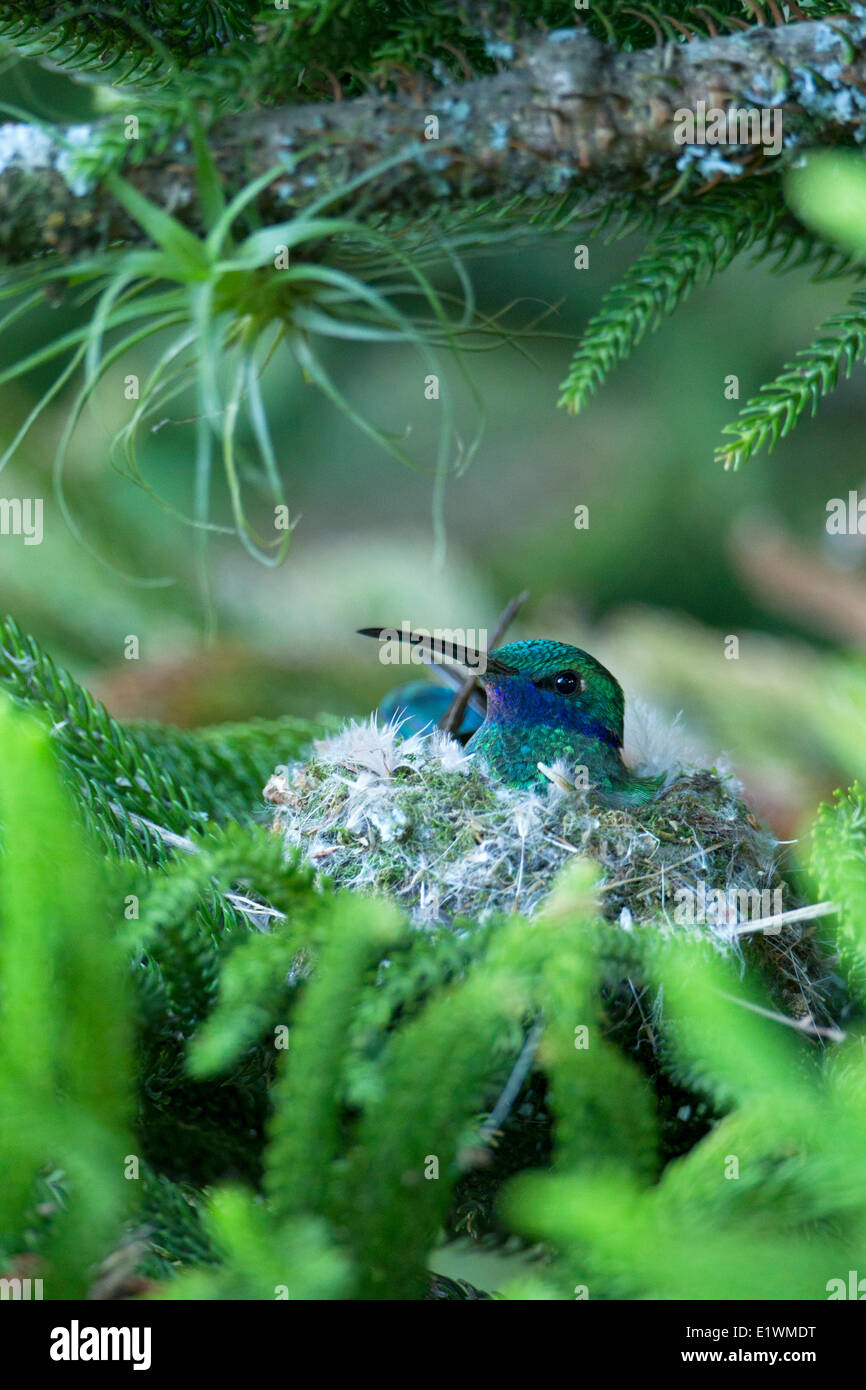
[1,17,864,263]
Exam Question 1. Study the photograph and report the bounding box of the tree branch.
[2,17,866,263]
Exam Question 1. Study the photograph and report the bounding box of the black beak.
[357,627,516,677]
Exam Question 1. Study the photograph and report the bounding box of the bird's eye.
[554,670,581,695]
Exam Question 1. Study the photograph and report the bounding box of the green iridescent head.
[479,638,625,749]
[358,626,641,794]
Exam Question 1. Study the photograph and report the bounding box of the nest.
[264,714,838,1032]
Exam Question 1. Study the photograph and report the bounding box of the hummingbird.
[358,628,662,806]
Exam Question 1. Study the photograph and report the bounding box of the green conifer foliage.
[0,625,862,1297]
[3,0,866,1301]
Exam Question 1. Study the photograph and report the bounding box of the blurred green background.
[3,53,866,841]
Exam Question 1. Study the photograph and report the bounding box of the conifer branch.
[3,17,866,263]
[715,285,866,468]
[0,615,322,860]
[560,181,856,412]
[560,185,778,412]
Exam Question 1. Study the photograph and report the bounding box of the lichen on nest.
[263,711,835,1027]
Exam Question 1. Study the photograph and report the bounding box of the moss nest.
[264,713,838,1031]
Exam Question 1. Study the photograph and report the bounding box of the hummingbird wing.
[358,627,487,736]
[378,680,485,738]
[425,661,486,714]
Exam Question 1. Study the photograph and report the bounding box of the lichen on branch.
[3,17,866,263]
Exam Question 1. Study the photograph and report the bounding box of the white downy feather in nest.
[262,702,834,1028]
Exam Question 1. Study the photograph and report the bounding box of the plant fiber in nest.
[264,715,837,1034]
